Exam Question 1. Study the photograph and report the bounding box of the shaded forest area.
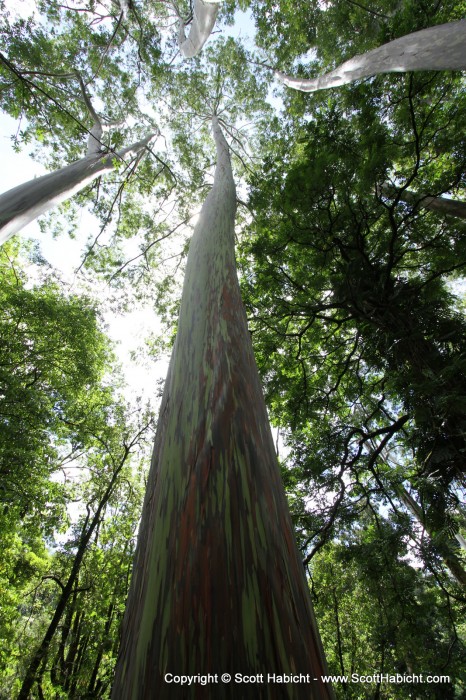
[0,0,465,698]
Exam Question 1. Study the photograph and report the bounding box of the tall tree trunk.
[275,20,466,93]
[18,444,134,700]
[381,183,466,220]
[63,606,84,691]
[17,533,90,699]
[177,0,221,58]
[68,631,90,696]
[396,484,466,586]
[0,134,153,244]
[51,584,78,688]
[111,117,333,699]
[87,601,115,693]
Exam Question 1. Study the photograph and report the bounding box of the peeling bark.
[0,134,153,244]
[381,183,466,221]
[276,20,466,93]
[177,0,221,58]
[111,118,333,699]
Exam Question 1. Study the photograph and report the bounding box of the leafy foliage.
[0,0,465,697]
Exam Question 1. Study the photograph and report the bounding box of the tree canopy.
[0,0,465,697]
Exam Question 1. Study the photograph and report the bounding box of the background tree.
[236,11,466,693]
[0,241,155,696]
[17,405,153,700]
[0,0,172,250]
[0,0,465,698]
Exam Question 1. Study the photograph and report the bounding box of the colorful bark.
[111,118,333,699]
[276,20,466,93]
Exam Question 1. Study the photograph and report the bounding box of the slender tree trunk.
[177,0,221,58]
[88,601,115,693]
[18,445,133,699]
[0,134,153,244]
[382,183,466,220]
[50,585,78,687]
[111,117,333,699]
[69,632,90,696]
[275,20,466,93]
[396,484,466,586]
[17,539,88,699]
[63,607,84,691]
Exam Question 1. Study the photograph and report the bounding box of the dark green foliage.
[234,11,466,694]
[242,70,466,489]
[0,244,154,697]
[1,0,466,697]
[311,518,466,699]
[0,243,113,529]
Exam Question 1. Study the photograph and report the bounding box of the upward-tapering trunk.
[111,117,333,699]
[276,20,466,93]
[177,0,220,58]
[0,134,153,244]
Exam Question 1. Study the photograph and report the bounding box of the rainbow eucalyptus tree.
[0,134,153,244]
[275,20,466,93]
[111,116,333,699]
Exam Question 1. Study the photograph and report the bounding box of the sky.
[0,0,180,407]
[0,1,289,453]
[0,2,266,408]
[0,112,169,404]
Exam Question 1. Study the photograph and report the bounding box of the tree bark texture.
[111,117,333,699]
[276,20,466,93]
[177,0,220,58]
[0,134,153,244]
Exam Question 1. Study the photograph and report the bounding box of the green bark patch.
[112,122,333,700]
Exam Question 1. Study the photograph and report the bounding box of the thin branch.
[86,11,125,86]
[344,0,389,20]
[108,215,192,280]
[41,575,65,593]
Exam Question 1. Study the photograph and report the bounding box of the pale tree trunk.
[381,183,466,220]
[75,70,126,155]
[177,0,221,58]
[276,20,466,93]
[110,0,128,18]
[118,0,130,19]
[0,134,153,244]
[111,117,333,699]
[396,484,466,586]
